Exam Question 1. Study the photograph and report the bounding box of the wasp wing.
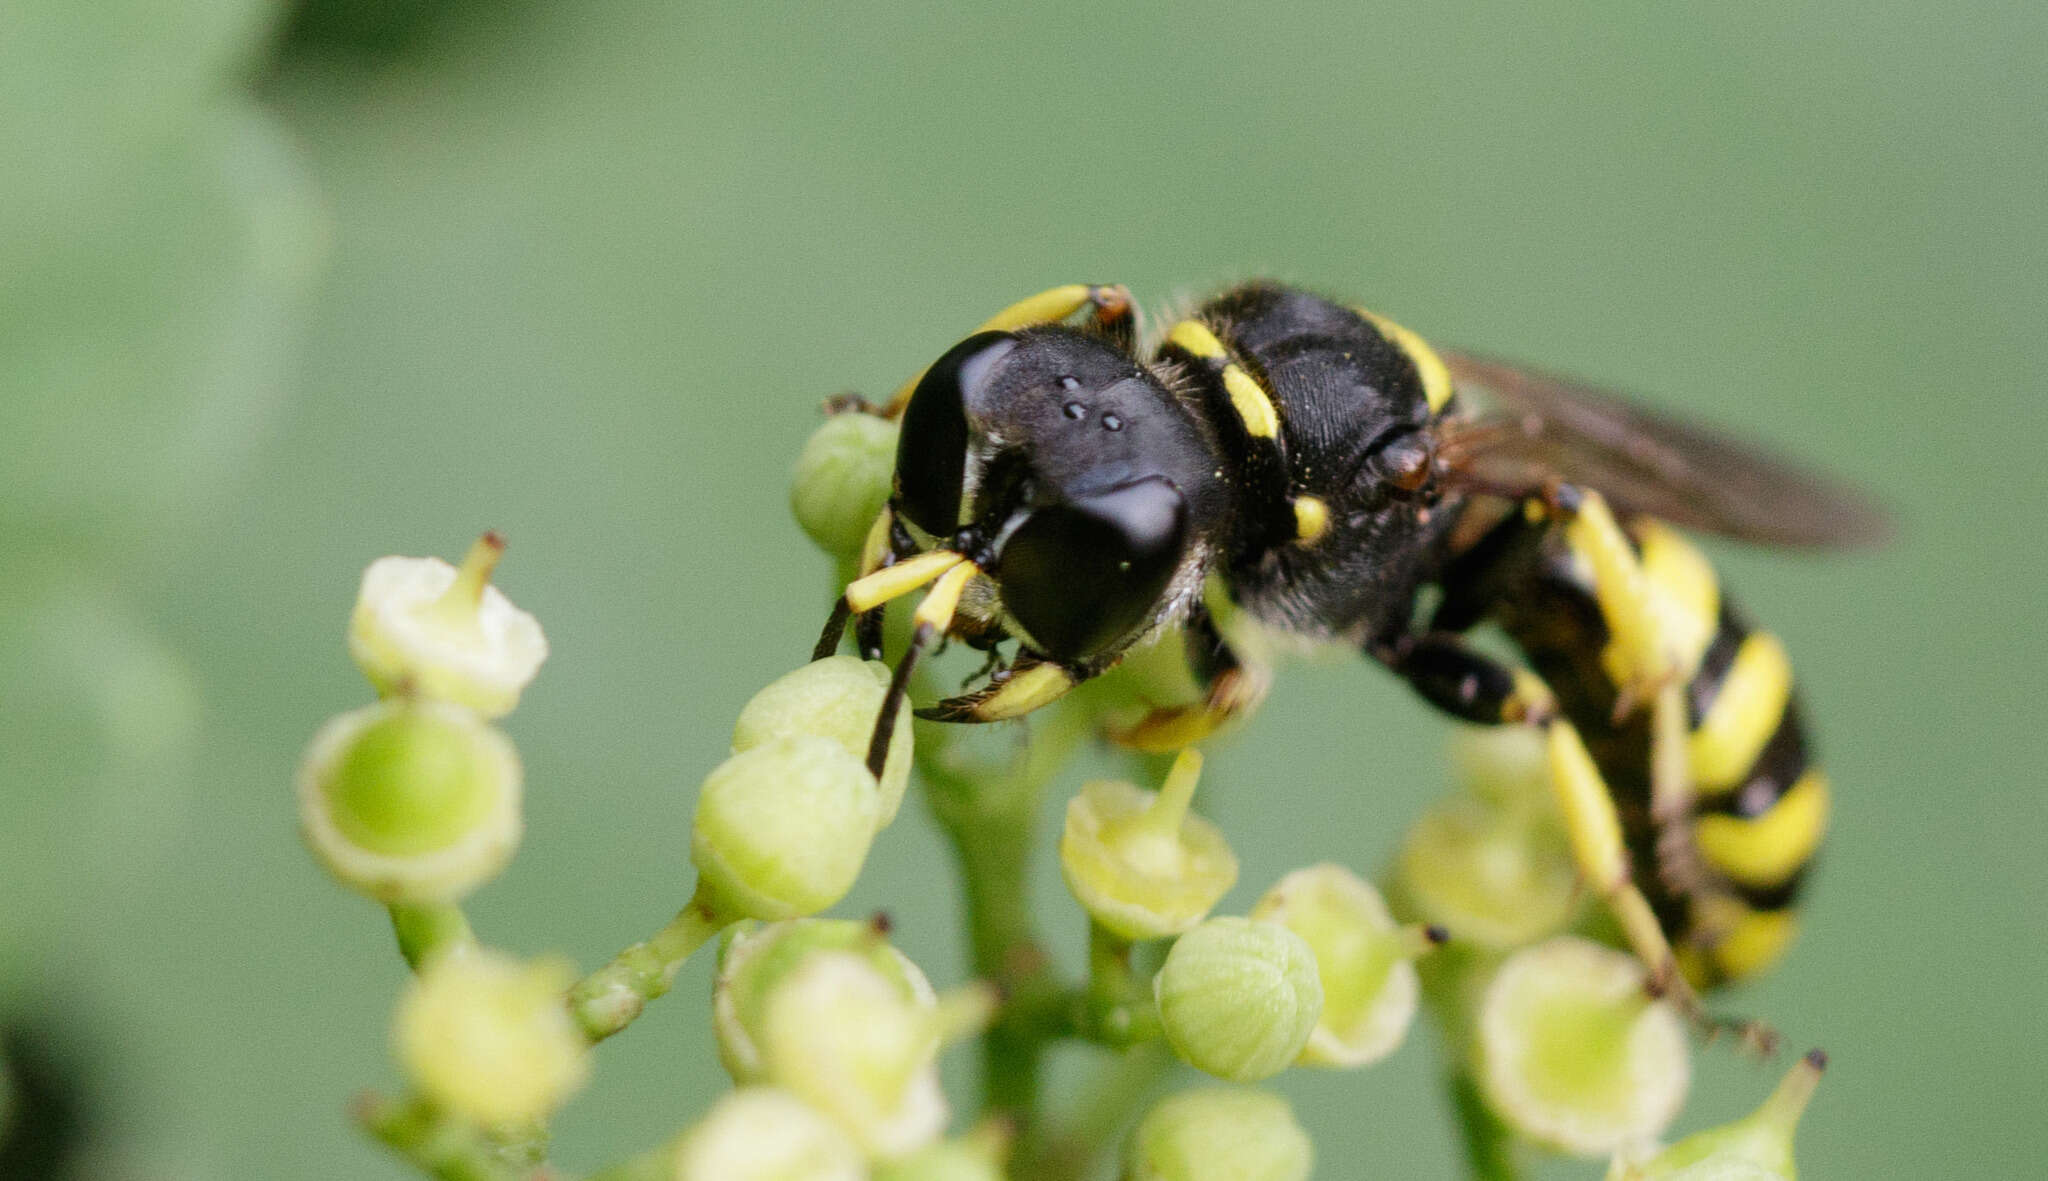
[1433,349,1890,549]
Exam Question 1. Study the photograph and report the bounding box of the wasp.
[811,280,1886,1018]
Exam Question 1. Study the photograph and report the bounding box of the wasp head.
[892,328,1226,667]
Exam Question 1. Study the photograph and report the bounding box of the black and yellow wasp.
[812,280,1885,1014]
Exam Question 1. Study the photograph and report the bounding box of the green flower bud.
[692,735,880,921]
[674,1086,865,1181]
[1060,749,1238,941]
[1476,936,1690,1157]
[1126,1086,1312,1181]
[1154,917,1323,1083]
[1395,788,1579,951]
[1250,863,1440,1069]
[758,948,994,1159]
[713,917,934,1083]
[791,412,898,558]
[873,1123,1011,1181]
[1612,1049,1825,1181]
[1449,723,1551,807]
[349,534,547,718]
[734,655,912,830]
[297,699,522,903]
[394,948,589,1125]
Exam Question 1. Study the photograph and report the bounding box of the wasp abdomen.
[1487,515,1827,990]
[1673,604,1828,987]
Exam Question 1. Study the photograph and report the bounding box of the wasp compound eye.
[895,332,1015,536]
[993,477,1187,662]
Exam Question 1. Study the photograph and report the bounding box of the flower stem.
[568,889,728,1042]
[918,703,1089,1128]
[1449,1069,1526,1181]
[389,902,476,970]
[431,532,505,625]
[1018,1042,1175,1181]
[1081,921,1161,1046]
[354,1091,517,1181]
[583,1141,680,1181]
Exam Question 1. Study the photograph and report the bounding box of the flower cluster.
[291,412,1833,1181]
[299,531,1009,1175]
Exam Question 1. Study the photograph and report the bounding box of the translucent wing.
[1434,349,1891,549]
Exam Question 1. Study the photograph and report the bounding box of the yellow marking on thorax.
[1690,893,1801,983]
[1693,768,1830,889]
[1637,521,1721,681]
[1689,632,1793,790]
[1167,319,1228,359]
[1292,495,1330,542]
[1222,365,1281,438]
[1357,308,1453,413]
[1166,318,1280,439]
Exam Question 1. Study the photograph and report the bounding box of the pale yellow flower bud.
[713,917,933,1084]
[791,412,898,559]
[1610,1049,1825,1181]
[1059,750,1238,940]
[1126,1086,1312,1181]
[1476,936,1690,1157]
[692,736,880,921]
[348,534,546,718]
[733,656,911,830]
[1153,917,1323,1083]
[674,1086,865,1181]
[873,1122,1010,1181]
[1449,723,1551,807]
[393,948,588,1125]
[758,949,992,1159]
[1395,788,1579,951]
[1250,863,1439,1068]
[297,699,521,903]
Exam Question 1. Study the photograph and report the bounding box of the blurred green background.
[4,1,2043,1176]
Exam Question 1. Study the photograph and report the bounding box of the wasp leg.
[812,597,854,662]
[1553,486,1680,721]
[1372,631,1557,725]
[918,651,1082,723]
[862,560,978,778]
[1649,679,1705,899]
[813,508,915,664]
[1107,608,1272,752]
[1375,634,1704,1016]
[883,284,1135,414]
[1543,717,1709,1017]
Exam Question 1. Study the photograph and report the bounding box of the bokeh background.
[4,2,2044,1176]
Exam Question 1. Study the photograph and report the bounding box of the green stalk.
[1081,921,1162,1047]
[354,1092,516,1181]
[1449,1069,1526,1181]
[389,902,476,970]
[919,702,1090,1127]
[568,889,728,1041]
[583,1141,682,1181]
[1021,1041,1175,1181]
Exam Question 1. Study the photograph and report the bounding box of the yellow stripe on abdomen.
[1683,893,1803,986]
[1693,768,1831,890]
[1688,632,1792,789]
[1356,308,1453,413]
